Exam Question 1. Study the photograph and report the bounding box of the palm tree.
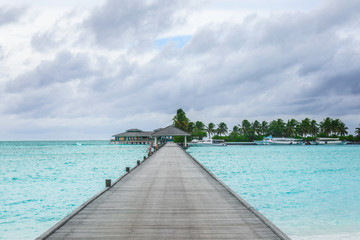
[310,120,319,137]
[173,108,189,132]
[338,121,348,136]
[232,125,240,134]
[188,122,195,133]
[356,124,360,137]
[298,118,311,137]
[195,121,205,132]
[252,120,261,135]
[241,120,252,136]
[331,119,341,135]
[261,121,268,136]
[217,122,228,136]
[320,117,333,136]
[268,119,285,137]
[206,122,216,138]
[285,119,298,137]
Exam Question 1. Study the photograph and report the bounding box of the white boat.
[269,138,302,145]
[315,138,347,145]
[189,139,227,147]
[254,136,302,145]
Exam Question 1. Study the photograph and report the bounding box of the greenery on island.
[172,108,360,142]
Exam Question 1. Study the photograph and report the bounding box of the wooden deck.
[37,143,290,240]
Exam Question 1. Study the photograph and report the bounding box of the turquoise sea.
[1,141,359,239]
[0,141,149,240]
[188,145,360,240]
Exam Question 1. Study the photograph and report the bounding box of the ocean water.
[0,141,148,240]
[187,145,360,240]
[1,142,359,240]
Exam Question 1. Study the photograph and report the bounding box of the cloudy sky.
[0,0,359,140]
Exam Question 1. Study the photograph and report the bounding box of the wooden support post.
[137,160,140,165]
[143,156,146,161]
[126,167,130,173]
[105,179,111,187]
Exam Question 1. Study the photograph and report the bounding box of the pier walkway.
[38,143,290,239]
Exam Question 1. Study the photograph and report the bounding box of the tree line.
[172,108,360,142]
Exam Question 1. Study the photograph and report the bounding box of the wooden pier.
[37,142,290,239]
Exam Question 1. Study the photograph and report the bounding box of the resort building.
[112,128,153,145]
[111,125,190,145]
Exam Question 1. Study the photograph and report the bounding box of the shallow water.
[187,145,360,239]
[0,141,148,240]
[1,142,359,239]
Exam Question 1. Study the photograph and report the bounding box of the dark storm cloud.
[0,5,26,26]
[83,0,187,48]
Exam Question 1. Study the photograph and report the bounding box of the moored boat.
[315,138,347,145]
[254,136,302,145]
[189,139,227,147]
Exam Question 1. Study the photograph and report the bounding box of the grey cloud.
[7,51,97,92]
[0,5,27,26]
[0,45,4,61]
[31,31,60,52]
[323,69,360,95]
[83,0,187,48]
[177,0,360,119]
[3,0,360,139]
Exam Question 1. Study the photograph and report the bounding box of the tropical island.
[172,109,360,143]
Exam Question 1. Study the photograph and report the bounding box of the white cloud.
[0,0,360,139]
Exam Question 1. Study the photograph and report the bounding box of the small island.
[112,109,360,145]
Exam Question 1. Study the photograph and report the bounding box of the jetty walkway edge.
[37,142,291,240]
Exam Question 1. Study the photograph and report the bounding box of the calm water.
[1,142,360,239]
[0,141,148,240]
[187,145,360,240]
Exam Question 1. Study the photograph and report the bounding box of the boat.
[189,139,227,147]
[315,138,347,145]
[254,136,302,145]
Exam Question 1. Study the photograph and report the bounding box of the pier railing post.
[137,160,140,165]
[126,167,130,173]
[105,179,111,187]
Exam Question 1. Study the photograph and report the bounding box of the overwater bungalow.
[111,125,191,145]
[111,128,154,145]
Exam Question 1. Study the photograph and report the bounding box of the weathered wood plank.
[37,142,290,240]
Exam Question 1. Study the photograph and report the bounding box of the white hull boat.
[189,139,227,147]
[254,136,302,145]
[315,138,347,145]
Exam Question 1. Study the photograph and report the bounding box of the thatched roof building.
[111,125,190,145]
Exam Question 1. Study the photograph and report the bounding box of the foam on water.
[0,141,148,240]
[187,145,360,240]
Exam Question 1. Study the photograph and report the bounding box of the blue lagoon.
[0,141,148,239]
[1,141,359,239]
[187,145,360,239]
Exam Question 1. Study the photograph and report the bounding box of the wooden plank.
[37,143,290,240]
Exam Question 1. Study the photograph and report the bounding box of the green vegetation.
[355,124,360,137]
[172,108,360,142]
[172,108,190,143]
